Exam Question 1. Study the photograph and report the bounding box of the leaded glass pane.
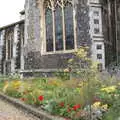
[55,6,63,51]
[45,8,53,52]
[64,3,74,50]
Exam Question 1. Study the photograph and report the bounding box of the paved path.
[0,99,39,120]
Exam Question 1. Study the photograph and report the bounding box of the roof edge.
[20,10,25,15]
[0,20,24,31]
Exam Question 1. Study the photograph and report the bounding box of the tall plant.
[68,47,101,119]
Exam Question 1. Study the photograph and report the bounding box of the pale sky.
[0,0,25,27]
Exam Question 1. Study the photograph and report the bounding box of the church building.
[0,0,120,76]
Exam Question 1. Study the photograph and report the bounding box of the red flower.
[38,95,44,101]
[73,104,81,111]
[67,108,71,112]
[20,98,27,101]
[59,102,64,107]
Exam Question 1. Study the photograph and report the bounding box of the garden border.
[0,92,64,120]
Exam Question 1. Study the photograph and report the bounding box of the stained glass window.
[44,0,75,52]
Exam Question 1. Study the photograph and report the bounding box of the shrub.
[54,70,70,81]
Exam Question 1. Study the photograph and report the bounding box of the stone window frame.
[93,11,99,16]
[94,28,100,34]
[97,53,102,59]
[40,0,77,55]
[90,6,103,37]
[96,44,102,50]
[94,19,99,24]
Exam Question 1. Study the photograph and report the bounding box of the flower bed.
[0,48,120,120]
[0,77,120,120]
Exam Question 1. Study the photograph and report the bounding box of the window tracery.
[44,0,75,52]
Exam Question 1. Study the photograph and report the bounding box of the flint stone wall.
[24,0,91,70]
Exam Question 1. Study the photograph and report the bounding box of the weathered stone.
[24,0,91,72]
[0,0,120,75]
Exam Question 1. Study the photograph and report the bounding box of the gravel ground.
[0,99,39,120]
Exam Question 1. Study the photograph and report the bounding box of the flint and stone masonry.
[0,0,120,75]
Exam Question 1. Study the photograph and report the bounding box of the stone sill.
[0,92,64,120]
[20,69,58,73]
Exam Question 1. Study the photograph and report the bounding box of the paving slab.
[0,99,39,120]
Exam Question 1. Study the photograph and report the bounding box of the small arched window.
[44,0,75,52]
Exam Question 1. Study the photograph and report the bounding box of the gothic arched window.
[44,0,76,52]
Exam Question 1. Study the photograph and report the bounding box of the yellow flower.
[101,104,108,110]
[92,102,108,111]
[101,86,116,93]
[64,68,69,72]
[118,83,120,86]
[76,48,87,58]
[78,82,84,87]
[92,102,101,109]
[11,80,22,89]
[49,80,63,87]
[3,82,9,93]
[68,59,74,63]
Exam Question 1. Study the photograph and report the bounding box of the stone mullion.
[43,7,46,53]
[62,1,66,51]
[20,27,24,70]
[73,3,77,50]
